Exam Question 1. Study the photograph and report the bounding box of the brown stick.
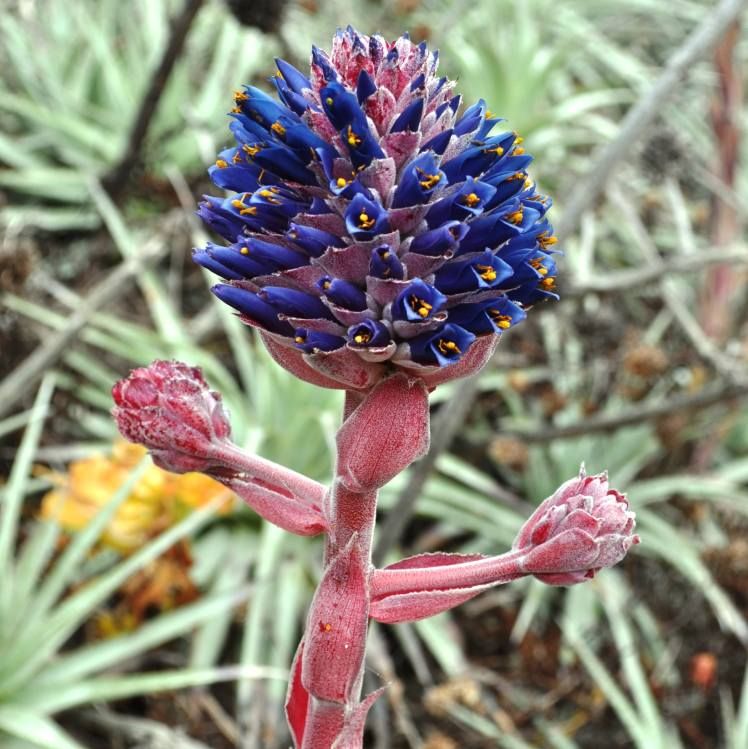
[102,0,205,198]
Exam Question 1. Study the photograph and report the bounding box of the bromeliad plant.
[113,27,639,748]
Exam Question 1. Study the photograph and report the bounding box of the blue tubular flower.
[258,287,334,320]
[318,277,368,311]
[425,177,497,227]
[391,153,446,209]
[392,280,447,322]
[286,223,343,257]
[293,329,345,353]
[369,245,404,280]
[212,285,293,336]
[408,324,477,366]
[196,28,559,390]
[434,250,514,294]
[347,319,391,348]
[448,296,527,334]
[408,221,467,256]
[345,194,389,240]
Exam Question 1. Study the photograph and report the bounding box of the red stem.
[300,393,380,749]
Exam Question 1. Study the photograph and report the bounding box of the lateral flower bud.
[112,360,231,473]
[336,373,429,492]
[514,467,640,585]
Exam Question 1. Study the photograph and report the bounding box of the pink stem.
[371,549,526,598]
[299,392,380,749]
[210,442,327,506]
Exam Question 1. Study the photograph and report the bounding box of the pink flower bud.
[336,374,430,492]
[514,467,639,584]
[112,360,231,473]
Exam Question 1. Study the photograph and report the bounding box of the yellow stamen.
[538,232,558,249]
[540,276,556,290]
[437,339,461,355]
[358,212,375,230]
[462,192,481,208]
[234,90,248,103]
[243,144,262,158]
[295,335,306,344]
[240,246,249,255]
[215,159,229,168]
[513,134,524,145]
[232,151,242,164]
[416,168,441,190]
[409,295,433,318]
[271,121,286,137]
[506,207,524,224]
[325,96,334,106]
[475,263,497,282]
[483,145,504,157]
[347,126,362,148]
[336,177,348,187]
[514,147,525,156]
[488,309,512,329]
[353,332,371,345]
[530,258,548,276]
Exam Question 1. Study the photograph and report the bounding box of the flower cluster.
[195,26,558,391]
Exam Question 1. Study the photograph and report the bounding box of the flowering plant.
[113,27,638,748]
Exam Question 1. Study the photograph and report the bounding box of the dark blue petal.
[251,145,317,185]
[391,152,446,208]
[245,237,309,270]
[392,279,447,322]
[441,132,515,182]
[357,69,377,103]
[426,178,497,228]
[448,296,526,334]
[507,276,559,306]
[212,284,293,336]
[345,194,390,240]
[435,250,514,294]
[275,58,311,93]
[454,99,487,136]
[273,78,313,117]
[192,249,243,280]
[259,286,332,320]
[320,81,363,130]
[311,46,339,82]
[420,129,453,156]
[347,319,392,347]
[293,328,345,353]
[318,277,368,311]
[390,97,424,133]
[369,245,404,279]
[286,223,343,257]
[410,73,426,92]
[408,323,477,366]
[207,244,277,277]
[197,196,246,241]
[409,221,468,256]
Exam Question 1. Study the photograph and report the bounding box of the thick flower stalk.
[112,27,639,749]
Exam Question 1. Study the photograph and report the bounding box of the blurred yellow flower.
[40,442,232,553]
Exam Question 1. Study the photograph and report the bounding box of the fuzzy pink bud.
[514,467,639,584]
[112,360,231,473]
[335,374,429,492]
